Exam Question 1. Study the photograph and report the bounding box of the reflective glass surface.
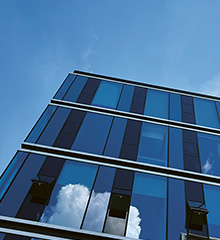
[92,81,122,109]
[144,89,169,119]
[117,85,134,112]
[198,132,220,176]
[194,98,220,129]
[137,122,168,166]
[170,93,181,121]
[72,112,113,155]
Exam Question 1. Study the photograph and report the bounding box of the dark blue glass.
[117,85,134,112]
[54,74,76,99]
[41,160,98,229]
[194,98,220,129]
[170,93,181,121]
[0,152,28,200]
[63,76,87,102]
[72,112,113,155]
[198,132,220,176]
[204,184,220,239]
[37,107,71,146]
[26,105,57,143]
[144,89,169,119]
[92,81,122,109]
[126,173,166,239]
[137,122,168,166]
[169,128,183,169]
[215,101,220,119]
[104,117,127,158]
[0,153,46,217]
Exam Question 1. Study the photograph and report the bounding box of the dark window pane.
[182,112,195,124]
[184,142,199,157]
[144,89,169,119]
[183,130,197,144]
[182,103,194,114]
[194,98,220,129]
[170,93,181,121]
[117,85,134,112]
[182,95,193,105]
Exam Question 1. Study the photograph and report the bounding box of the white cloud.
[126,206,142,239]
[202,152,215,174]
[199,72,220,97]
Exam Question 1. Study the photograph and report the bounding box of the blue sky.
[1,0,220,175]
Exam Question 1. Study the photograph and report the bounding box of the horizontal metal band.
[21,142,220,187]
[50,99,220,136]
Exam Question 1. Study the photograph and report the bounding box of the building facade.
[1,70,220,240]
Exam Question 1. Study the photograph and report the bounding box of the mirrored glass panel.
[170,93,181,121]
[117,85,134,112]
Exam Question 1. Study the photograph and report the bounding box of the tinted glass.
[54,74,75,99]
[72,112,113,155]
[63,76,87,102]
[126,173,166,239]
[41,160,98,229]
[170,93,181,121]
[26,105,57,143]
[194,98,220,129]
[137,122,168,166]
[117,85,134,112]
[144,89,169,119]
[198,132,220,176]
[92,81,122,109]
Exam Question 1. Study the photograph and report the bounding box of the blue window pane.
[92,81,122,109]
[37,107,71,146]
[63,76,87,102]
[104,118,127,158]
[170,93,181,121]
[0,152,28,200]
[144,89,169,119]
[169,128,183,169]
[204,184,220,239]
[54,74,76,99]
[26,105,57,143]
[41,160,98,229]
[194,98,220,129]
[117,85,134,112]
[137,122,168,166]
[198,133,220,177]
[126,173,166,239]
[215,101,220,118]
[72,112,113,155]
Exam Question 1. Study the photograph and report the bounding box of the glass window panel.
[198,133,220,177]
[169,128,183,169]
[0,152,28,200]
[54,74,76,100]
[170,93,181,121]
[215,101,220,118]
[92,81,122,109]
[26,105,57,143]
[144,89,169,119]
[104,118,127,158]
[194,98,220,129]
[126,173,166,239]
[41,160,98,229]
[117,85,134,112]
[37,107,71,146]
[137,122,168,166]
[63,76,87,102]
[72,112,113,155]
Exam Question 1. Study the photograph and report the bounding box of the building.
[1,70,220,240]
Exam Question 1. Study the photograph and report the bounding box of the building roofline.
[73,70,220,102]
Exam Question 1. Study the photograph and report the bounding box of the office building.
[1,70,220,240]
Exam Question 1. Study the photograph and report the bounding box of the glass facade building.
[1,70,220,239]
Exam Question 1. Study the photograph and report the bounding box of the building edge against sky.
[1,70,220,239]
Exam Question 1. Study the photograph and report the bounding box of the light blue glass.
[63,76,87,102]
[204,184,220,238]
[194,98,220,129]
[37,107,71,146]
[198,132,220,176]
[144,89,169,119]
[137,122,168,166]
[215,102,220,118]
[72,112,113,155]
[26,105,57,143]
[0,152,28,200]
[169,128,183,169]
[126,173,166,239]
[54,74,76,99]
[104,117,127,158]
[170,93,181,121]
[117,85,134,112]
[92,81,122,109]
